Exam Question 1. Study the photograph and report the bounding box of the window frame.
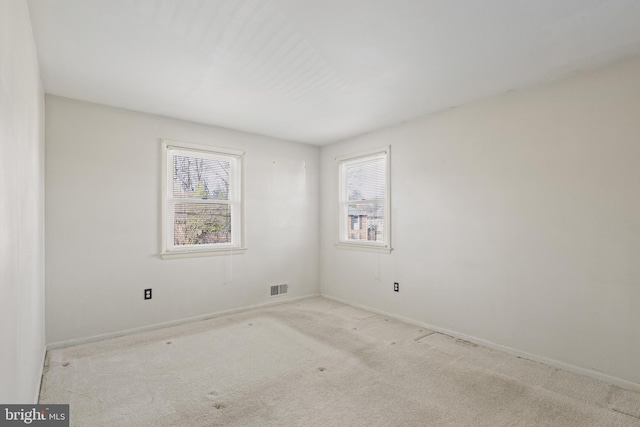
[160,139,246,259]
[336,146,391,253]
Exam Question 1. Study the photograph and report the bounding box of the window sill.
[335,242,392,254]
[160,248,247,259]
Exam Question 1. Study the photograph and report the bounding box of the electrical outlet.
[144,288,152,300]
[393,282,399,292]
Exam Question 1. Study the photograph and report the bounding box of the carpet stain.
[213,403,226,410]
[165,341,172,345]
[612,408,640,420]
[62,362,69,367]
[414,331,435,342]
[609,386,640,420]
[318,367,326,372]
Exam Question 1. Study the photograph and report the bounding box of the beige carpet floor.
[40,297,640,426]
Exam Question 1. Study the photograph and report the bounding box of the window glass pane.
[346,157,385,201]
[173,155,230,200]
[347,203,384,242]
[174,203,231,245]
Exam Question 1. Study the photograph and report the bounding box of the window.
[161,140,245,258]
[337,146,391,252]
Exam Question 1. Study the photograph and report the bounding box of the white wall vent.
[270,284,288,297]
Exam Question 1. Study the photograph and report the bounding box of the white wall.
[0,0,46,403]
[45,96,319,344]
[320,56,640,388]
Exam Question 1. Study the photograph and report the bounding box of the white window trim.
[336,146,392,254]
[160,139,246,259]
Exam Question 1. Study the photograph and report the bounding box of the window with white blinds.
[161,140,245,257]
[337,147,391,252]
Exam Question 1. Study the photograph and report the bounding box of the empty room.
[2,0,640,425]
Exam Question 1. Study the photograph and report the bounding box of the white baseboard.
[321,293,640,393]
[47,293,320,350]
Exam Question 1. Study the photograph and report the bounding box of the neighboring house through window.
[161,139,245,258]
[337,146,391,253]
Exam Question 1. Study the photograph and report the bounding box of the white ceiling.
[27,0,640,145]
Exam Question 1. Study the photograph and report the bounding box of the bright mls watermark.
[0,405,68,426]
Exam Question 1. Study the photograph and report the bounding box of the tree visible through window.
[173,155,231,245]
[162,140,244,255]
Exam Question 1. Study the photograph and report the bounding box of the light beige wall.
[45,96,320,345]
[320,56,640,389]
[0,0,46,403]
